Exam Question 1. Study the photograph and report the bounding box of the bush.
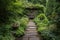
[34,13,57,40]
[12,17,29,37]
[0,24,15,40]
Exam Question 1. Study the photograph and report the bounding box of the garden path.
[22,20,40,40]
[16,20,42,40]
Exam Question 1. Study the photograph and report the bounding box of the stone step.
[26,30,37,32]
[23,35,39,38]
[29,37,40,40]
[25,31,37,34]
[22,36,40,40]
[27,21,36,27]
[28,28,36,29]
[27,26,36,29]
[27,25,36,27]
[27,27,36,29]
[25,33,38,36]
[26,29,36,31]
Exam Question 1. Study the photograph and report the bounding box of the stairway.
[16,20,42,40]
[22,20,41,40]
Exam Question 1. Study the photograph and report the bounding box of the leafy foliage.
[34,0,60,40]
[0,0,29,40]
[12,17,29,37]
[0,0,60,40]
[34,13,49,31]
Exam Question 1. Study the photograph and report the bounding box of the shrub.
[0,24,15,40]
[12,17,29,37]
[34,13,57,40]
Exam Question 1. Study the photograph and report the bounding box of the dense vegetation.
[0,0,60,40]
[0,0,29,40]
[34,0,60,40]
